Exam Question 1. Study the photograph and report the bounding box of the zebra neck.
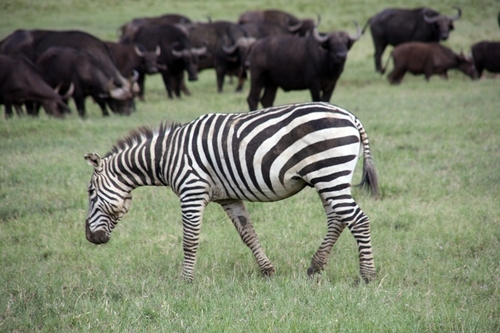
[108,138,167,189]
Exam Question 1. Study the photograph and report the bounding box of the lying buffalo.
[363,6,461,72]
[471,41,500,77]
[36,47,136,117]
[246,23,361,111]
[0,55,70,118]
[382,42,478,84]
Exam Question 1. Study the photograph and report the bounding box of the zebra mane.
[105,122,180,157]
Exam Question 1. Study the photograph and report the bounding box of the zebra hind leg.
[307,196,346,278]
[219,200,275,277]
[347,205,377,283]
[308,195,376,283]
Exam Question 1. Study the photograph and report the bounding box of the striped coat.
[85,102,379,282]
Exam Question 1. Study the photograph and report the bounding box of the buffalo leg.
[374,41,388,73]
[247,78,264,111]
[260,85,278,108]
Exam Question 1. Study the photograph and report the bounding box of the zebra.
[84,102,380,282]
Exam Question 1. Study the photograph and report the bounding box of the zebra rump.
[84,102,379,282]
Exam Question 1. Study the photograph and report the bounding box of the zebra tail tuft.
[355,118,380,200]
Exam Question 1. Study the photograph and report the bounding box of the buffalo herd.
[0,7,499,118]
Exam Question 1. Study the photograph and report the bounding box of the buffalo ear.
[85,153,102,169]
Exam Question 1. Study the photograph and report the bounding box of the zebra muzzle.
[85,221,110,244]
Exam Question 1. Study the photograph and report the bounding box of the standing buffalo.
[104,41,161,79]
[238,9,315,36]
[221,22,293,92]
[36,47,136,117]
[118,13,192,43]
[0,29,136,115]
[246,23,361,111]
[382,42,478,84]
[184,20,249,93]
[363,6,461,72]
[0,55,70,118]
[131,24,206,99]
[471,41,500,77]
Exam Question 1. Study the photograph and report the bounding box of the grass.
[1,0,500,332]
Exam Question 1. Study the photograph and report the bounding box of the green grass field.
[1,0,499,332]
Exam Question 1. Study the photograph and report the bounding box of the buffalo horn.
[287,19,303,33]
[349,21,362,41]
[134,45,144,57]
[170,42,184,58]
[449,6,462,20]
[192,45,207,56]
[423,9,441,23]
[312,27,329,44]
[62,82,74,99]
[222,42,238,54]
[155,45,161,56]
[130,70,139,82]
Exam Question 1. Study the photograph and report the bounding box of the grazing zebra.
[84,102,379,282]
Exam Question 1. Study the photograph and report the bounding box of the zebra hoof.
[307,266,320,278]
[261,266,275,277]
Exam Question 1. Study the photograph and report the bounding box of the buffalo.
[131,23,206,99]
[0,55,70,118]
[246,23,361,111]
[184,20,249,93]
[220,22,293,92]
[0,29,136,115]
[363,6,461,72]
[36,47,136,117]
[118,13,192,43]
[382,42,478,84]
[105,41,161,78]
[471,41,500,77]
[238,9,315,37]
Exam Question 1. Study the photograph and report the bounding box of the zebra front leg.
[180,198,206,282]
[219,200,275,277]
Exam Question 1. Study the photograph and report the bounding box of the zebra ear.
[84,153,102,169]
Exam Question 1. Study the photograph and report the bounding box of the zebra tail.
[355,118,380,199]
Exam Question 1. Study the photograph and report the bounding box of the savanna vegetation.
[1,0,499,332]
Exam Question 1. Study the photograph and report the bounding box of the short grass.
[1,0,500,332]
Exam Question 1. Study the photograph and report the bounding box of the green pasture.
[1,0,499,332]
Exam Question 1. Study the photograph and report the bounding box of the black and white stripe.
[85,102,379,282]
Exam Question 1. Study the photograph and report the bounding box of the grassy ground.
[1,0,500,332]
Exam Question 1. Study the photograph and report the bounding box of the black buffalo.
[382,42,478,84]
[0,29,136,114]
[471,41,500,77]
[36,47,136,117]
[246,23,361,111]
[118,13,191,43]
[184,20,248,93]
[105,41,161,79]
[131,24,206,99]
[0,55,70,118]
[238,9,315,37]
[220,22,293,92]
[363,6,461,72]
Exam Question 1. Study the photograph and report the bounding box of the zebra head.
[84,153,132,244]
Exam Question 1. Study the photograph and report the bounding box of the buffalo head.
[423,6,461,40]
[313,21,362,63]
[134,44,161,74]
